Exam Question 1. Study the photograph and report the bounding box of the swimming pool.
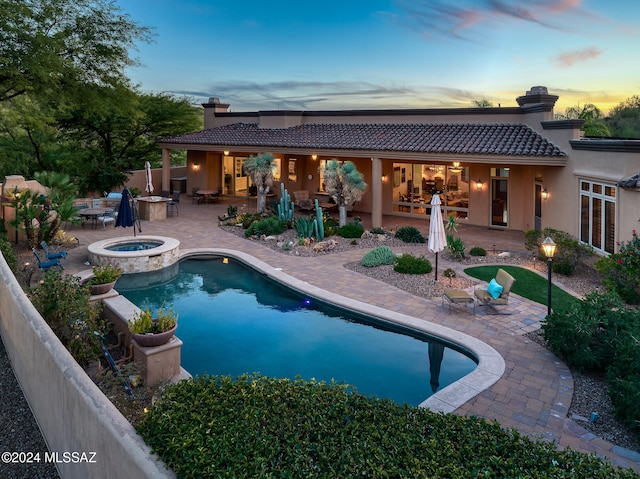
[116,257,477,406]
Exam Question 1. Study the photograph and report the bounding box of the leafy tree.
[472,98,493,108]
[555,103,611,137]
[56,84,202,193]
[0,0,152,101]
[0,85,202,194]
[0,94,65,178]
[606,95,640,139]
[243,153,277,214]
[321,159,367,227]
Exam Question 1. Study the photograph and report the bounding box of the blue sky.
[116,0,639,114]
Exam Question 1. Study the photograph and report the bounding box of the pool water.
[105,241,163,252]
[116,258,476,405]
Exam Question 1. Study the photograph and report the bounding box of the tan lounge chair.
[474,268,516,313]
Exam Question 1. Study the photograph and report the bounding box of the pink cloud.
[554,46,603,66]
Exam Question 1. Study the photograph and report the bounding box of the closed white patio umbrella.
[427,193,447,281]
[145,161,154,194]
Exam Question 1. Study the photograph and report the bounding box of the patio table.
[77,207,110,229]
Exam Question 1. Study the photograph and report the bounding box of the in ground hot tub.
[87,236,180,274]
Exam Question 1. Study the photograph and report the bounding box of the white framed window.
[579,179,616,254]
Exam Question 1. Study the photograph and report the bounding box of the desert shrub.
[30,270,104,366]
[137,373,635,479]
[338,221,364,238]
[525,228,594,275]
[323,216,339,237]
[395,226,425,243]
[446,235,466,259]
[469,246,486,256]
[595,230,640,304]
[443,268,457,286]
[361,246,396,267]
[369,227,386,235]
[542,292,637,371]
[393,254,432,274]
[0,236,17,272]
[241,213,263,229]
[245,216,287,237]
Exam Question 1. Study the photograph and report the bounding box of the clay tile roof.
[161,122,566,157]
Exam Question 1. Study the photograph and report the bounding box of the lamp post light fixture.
[541,236,557,316]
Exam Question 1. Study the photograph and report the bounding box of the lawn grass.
[464,265,581,312]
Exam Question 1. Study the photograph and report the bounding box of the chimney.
[206,97,230,113]
[516,86,558,108]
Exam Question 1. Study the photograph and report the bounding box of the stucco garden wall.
[0,254,174,479]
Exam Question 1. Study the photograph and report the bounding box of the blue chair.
[32,248,62,271]
[40,241,67,260]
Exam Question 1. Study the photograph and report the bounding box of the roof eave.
[157,141,567,166]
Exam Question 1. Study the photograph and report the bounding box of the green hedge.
[137,374,637,478]
[543,291,640,433]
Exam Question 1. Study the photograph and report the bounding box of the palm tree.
[321,160,367,226]
[242,153,276,213]
[555,103,611,137]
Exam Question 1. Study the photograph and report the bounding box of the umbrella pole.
[435,252,438,281]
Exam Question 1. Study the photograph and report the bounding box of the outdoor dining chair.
[96,209,117,229]
[167,191,180,216]
[191,187,204,204]
[40,241,67,260]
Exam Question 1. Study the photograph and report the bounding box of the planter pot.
[131,324,177,347]
[90,281,116,295]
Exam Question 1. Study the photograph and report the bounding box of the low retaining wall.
[0,255,174,479]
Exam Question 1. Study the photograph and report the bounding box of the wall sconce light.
[475,179,484,191]
[311,154,317,161]
[223,150,230,156]
[192,162,200,172]
[542,187,549,200]
[381,174,387,182]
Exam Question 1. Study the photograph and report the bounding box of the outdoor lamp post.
[541,237,557,316]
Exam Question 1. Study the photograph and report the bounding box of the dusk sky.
[116,0,639,114]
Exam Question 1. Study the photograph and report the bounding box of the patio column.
[162,148,171,192]
[371,157,382,229]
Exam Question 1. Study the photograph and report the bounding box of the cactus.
[294,216,315,238]
[277,183,294,221]
[313,199,325,240]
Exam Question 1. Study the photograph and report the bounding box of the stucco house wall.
[167,87,640,253]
